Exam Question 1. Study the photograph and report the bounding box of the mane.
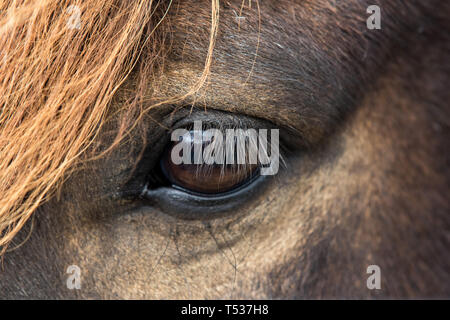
[0,0,219,253]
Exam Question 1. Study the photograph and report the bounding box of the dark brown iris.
[161,134,259,194]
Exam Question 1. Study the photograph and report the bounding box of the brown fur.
[0,0,449,298]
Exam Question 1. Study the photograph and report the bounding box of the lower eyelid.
[140,173,269,220]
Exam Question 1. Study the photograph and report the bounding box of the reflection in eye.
[160,129,259,195]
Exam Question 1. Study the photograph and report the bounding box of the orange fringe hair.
[0,0,219,253]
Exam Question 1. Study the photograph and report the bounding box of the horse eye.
[160,130,259,195]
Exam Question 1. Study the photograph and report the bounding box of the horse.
[0,0,449,298]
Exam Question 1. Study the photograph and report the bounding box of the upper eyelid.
[164,109,305,155]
